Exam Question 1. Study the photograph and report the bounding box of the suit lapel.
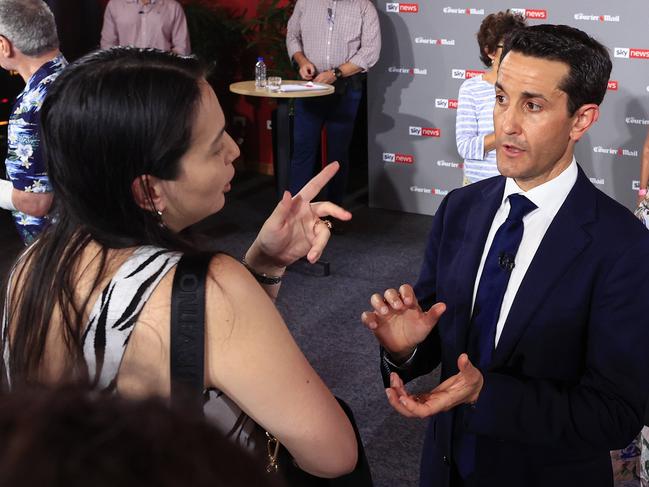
[491,169,597,368]
[452,179,505,355]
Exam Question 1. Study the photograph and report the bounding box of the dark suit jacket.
[382,167,649,487]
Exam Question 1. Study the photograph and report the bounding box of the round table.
[229,80,334,197]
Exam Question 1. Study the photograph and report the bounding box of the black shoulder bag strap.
[170,252,213,414]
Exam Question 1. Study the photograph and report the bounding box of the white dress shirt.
[472,158,578,346]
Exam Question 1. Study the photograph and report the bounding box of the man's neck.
[15,50,60,83]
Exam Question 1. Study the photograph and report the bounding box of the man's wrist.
[333,67,343,79]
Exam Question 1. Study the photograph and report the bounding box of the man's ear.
[570,104,599,142]
[131,174,165,213]
[0,35,13,58]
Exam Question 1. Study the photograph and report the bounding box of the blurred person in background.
[0,0,67,244]
[101,0,190,55]
[456,10,525,185]
[0,386,285,487]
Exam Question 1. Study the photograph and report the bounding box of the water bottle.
[255,57,267,90]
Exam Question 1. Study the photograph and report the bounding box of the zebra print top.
[3,245,261,451]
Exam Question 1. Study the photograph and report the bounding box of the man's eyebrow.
[494,82,549,102]
[521,90,549,102]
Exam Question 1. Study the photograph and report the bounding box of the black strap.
[170,252,212,412]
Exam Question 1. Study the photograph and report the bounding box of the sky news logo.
[574,13,620,22]
[410,186,449,196]
[442,7,484,15]
[614,47,649,59]
[626,117,649,126]
[388,66,428,75]
[593,146,639,157]
[437,160,464,169]
[452,69,485,79]
[415,37,455,46]
[633,180,641,191]
[386,3,419,13]
[435,98,459,109]
[409,126,441,137]
[607,80,618,91]
[383,152,415,164]
[510,8,547,19]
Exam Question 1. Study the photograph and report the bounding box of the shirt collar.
[24,53,66,93]
[125,0,158,4]
[502,157,578,212]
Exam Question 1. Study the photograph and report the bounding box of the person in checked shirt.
[0,0,67,245]
[286,0,380,206]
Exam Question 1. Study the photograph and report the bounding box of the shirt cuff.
[384,346,418,370]
[347,54,368,72]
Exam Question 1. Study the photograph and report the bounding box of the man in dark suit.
[362,24,649,487]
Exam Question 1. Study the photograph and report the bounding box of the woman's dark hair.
[477,10,526,66]
[3,48,208,384]
[502,24,612,115]
[0,385,284,487]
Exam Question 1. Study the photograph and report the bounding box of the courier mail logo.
[437,160,464,169]
[388,66,428,75]
[442,7,484,15]
[625,117,649,126]
[593,146,639,157]
[614,47,649,59]
[510,8,548,19]
[452,68,485,79]
[410,186,449,196]
[589,177,605,186]
[386,3,419,13]
[415,37,455,46]
[383,152,415,164]
[409,126,441,137]
[435,98,459,109]
[574,13,620,22]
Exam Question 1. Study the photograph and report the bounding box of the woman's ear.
[131,174,165,213]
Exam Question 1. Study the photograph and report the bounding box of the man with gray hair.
[0,0,66,244]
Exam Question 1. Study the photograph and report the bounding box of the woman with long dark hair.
[2,47,357,478]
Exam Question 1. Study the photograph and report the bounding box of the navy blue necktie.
[454,193,537,479]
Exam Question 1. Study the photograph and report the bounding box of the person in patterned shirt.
[0,0,67,244]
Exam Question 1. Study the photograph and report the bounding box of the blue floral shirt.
[5,54,67,244]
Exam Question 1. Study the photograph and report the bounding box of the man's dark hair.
[476,10,526,67]
[502,24,612,115]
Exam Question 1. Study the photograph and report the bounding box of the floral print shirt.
[5,54,67,244]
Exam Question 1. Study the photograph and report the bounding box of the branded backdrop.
[368,1,649,215]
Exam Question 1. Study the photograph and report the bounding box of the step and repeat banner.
[368,1,649,215]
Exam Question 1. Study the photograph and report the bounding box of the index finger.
[296,161,340,202]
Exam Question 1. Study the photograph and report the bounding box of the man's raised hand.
[361,284,446,359]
